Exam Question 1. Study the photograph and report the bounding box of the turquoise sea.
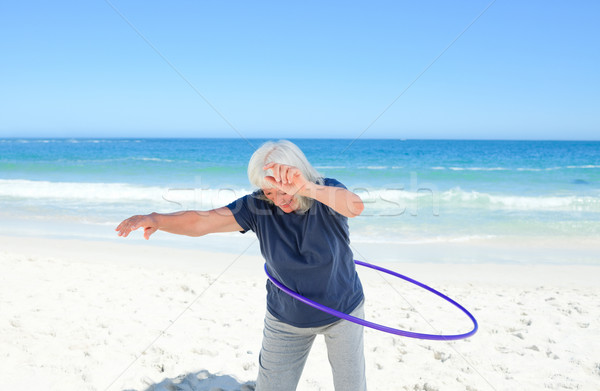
[1,138,599,261]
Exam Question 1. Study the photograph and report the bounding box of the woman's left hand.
[263,162,311,195]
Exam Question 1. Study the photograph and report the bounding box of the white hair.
[247,140,323,213]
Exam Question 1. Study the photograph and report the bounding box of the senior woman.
[116,140,367,391]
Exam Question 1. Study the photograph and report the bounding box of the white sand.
[1,234,599,391]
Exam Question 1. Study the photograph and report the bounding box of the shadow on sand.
[136,369,256,391]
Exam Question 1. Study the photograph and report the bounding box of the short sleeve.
[225,194,257,233]
[318,178,350,219]
[323,177,347,190]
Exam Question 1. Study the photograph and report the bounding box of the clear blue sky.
[1,1,598,140]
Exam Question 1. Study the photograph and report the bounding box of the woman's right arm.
[115,206,243,240]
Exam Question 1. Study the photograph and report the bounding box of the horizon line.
[1,136,599,142]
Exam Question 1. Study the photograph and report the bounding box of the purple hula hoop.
[264,260,478,341]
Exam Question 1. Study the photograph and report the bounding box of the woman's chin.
[278,203,297,213]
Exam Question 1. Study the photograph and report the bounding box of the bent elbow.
[356,200,365,216]
[348,199,364,218]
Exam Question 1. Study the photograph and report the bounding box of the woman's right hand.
[115,213,159,240]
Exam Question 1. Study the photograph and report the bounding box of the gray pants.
[256,301,367,391]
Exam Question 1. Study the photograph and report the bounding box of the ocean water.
[1,138,599,260]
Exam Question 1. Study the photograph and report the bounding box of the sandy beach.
[2,234,599,391]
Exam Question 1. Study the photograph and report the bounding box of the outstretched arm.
[115,206,243,240]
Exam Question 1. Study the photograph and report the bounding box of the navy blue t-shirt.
[226,178,364,328]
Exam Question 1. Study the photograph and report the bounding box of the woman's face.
[262,188,299,213]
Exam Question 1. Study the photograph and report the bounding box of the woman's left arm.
[264,162,364,218]
[300,183,364,218]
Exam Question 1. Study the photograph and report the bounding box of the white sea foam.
[133,157,175,162]
[431,165,600,171]
[64,157,181,164]
[0,179,162,202]
[359,166,389,170]
[0,179,250,209]
[449,167,507,171]
[2,180,598,217]
[355,187,600,213]
[318,165,404,170]
[567,165,600,169]
[440,187,600,211]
